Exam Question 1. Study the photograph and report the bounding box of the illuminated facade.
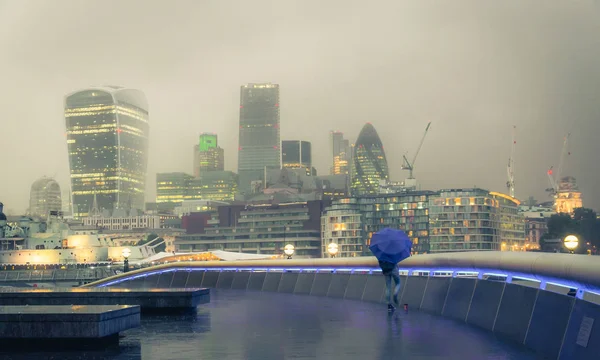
[428,189,525,253]
[238,83,281,191]
[357,191,434,255]
[554,176,583,214]
[156,172,195,210]
[157,171,237,211]
[351,123,389,195]
[174,200,228,217]
[29,177,62,218]
[176,201,324,258]
[188,171,238,202]
[321,199,363,257]
[193,133,224,178]
[65,87,149,218]
[83,214,161,230]
[330,131,350,175]
[491,192,526,251]
[282,140,311,175]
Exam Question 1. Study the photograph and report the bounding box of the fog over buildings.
[1,0,599,213]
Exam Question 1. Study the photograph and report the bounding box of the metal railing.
[85,251,600,299]
[0,267,116,283]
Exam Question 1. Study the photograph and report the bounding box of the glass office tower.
[351,123,389,195]
[282,140,312,175]
[194,133,225,178]
[331,131,350,175]
[65,86,149,217]
[29,177,62,218]
[238,83,281,190]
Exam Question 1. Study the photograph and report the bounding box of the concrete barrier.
[559,299,600,360]
[231,271,251,290]
[310,273,332,297]
[201,271,220,288]
[186,270,204,287]
[91,262,600,360]
[344,274,369,300]
[293,273,315,294]
[247,272,266,291]
[362,274,386,303]
[125,276,146,289]
[400,276,428,308]
[216,271,235,289]
[157,272,174,288]
[262,272,282,292]
[525,290,575,359]
[466,280,505,331]
[421,277,452,315]
[327,273,350,298]
[278,272,299,293]
[441,277,477,321]
[0,288,210,311]
[171,271,189,288]
[143,273,160,288]
[493,284,538,343]
[0,305,140,349]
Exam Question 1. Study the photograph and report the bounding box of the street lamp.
[122,248,131,273]
[284,244,295,259]
[327,243,339,258]
[564,235,579,254]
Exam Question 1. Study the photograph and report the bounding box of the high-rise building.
[238,83,281,190]
[282,140,312,175]
[29,177,62,218]
[330,131,350,175]
[156,172,194,211]
[65,86,149,218]
[187,171,238,202]
[193,133,224,178]
[157,171,237,211]
[351,123,389,195]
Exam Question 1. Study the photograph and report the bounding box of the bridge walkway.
[0,289,536,360]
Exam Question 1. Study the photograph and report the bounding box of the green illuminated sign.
[199,133,218,151]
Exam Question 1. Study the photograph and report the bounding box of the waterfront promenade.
[0,289,535,360]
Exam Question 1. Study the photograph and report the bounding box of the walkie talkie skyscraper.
[65,86,149,218]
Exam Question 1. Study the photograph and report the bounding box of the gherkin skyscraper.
[351,123,389,195]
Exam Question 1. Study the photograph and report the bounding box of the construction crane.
[506,126,516,198]
[546,133,571,196]
[401,122,432,182]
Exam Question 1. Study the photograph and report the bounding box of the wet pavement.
[0,289,536,360]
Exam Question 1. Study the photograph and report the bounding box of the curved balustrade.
[85,251,600,359]
[87,252,600,297]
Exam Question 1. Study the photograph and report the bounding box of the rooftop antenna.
[506,125,516,198]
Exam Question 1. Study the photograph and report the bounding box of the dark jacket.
[378,260,397,275]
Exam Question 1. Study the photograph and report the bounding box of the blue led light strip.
[96,266,600,299]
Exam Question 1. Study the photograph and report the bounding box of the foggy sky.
[1,0,599,214]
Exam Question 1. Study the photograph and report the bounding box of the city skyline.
[1,0,600,213]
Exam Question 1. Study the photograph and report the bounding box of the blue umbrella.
[369,228,413,264]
